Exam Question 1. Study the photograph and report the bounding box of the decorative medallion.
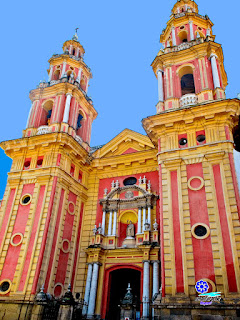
[125,191,134,199]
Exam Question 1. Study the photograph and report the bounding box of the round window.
[0,281,10,293]
[194,225,207,237]
[191,223,210,239]
[197,135,206,144]
[180,26,185,30]
[37,159,43,167]
[123,177,137,186]
[179,138,188,146]
[24,161,30,169]
[20,194,32,205]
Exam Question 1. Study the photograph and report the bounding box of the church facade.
[0,0,240,319]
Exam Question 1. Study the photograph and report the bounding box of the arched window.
[72,48,75,56]
[178,66,196,96]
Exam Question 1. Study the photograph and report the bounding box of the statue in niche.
[126,220,135,238]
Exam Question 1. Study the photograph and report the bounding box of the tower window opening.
[72,48,75,55]
[76,113,83,130]
[67,70,75,81]
[53,69,60,80]
[42,100,53,126]
[181,74,195,96]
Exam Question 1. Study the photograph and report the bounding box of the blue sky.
[0,0,240,198]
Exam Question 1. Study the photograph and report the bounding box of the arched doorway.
[106,268,141,320]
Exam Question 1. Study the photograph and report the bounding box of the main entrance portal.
[106,268,141,320]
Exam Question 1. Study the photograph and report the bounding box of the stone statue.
[126,221,135,238]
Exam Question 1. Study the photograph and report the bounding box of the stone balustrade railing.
[36,126,50,135]
[180,93,198,108]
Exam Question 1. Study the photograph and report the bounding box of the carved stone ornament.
[125,191,134,199]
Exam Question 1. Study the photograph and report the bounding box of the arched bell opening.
[53,69,60,81]
[41,100,53,126]
[178,30,188,43]
[67,70,75,82]
[76,110,86,138]
[181,73,195,95]
[178,66,196,96]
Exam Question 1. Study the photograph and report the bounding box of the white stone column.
[85,78,89,94]
[210,54,221,89]
[76,68,82,83]
[101,210,106,235]
[143,207,146,232]
[112,210,117,236]
[82,263,93,316]
[76,47,80,57]
[152,261,160,297]
[234,149,240,194]
[142,261,150,319]
[87,263,100,318]
[26,101,35,128]
[189,21,194,41]
[69,45,73,55]
[206,28,211,36]
[108,211,113,236]
[147,206,151,229]
[61,61,67,78]
[48,65,53,82]
[152,261,160,319]
[157,69,164,102]
[172,27,176,46]
[63,93,72,123]
[137,207,142,234]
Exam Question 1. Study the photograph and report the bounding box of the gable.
[92,129,155,158]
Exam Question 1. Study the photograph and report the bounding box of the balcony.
[36,126,50,135]
[180,93,198,108]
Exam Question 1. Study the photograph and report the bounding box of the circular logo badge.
[195,280,209,294]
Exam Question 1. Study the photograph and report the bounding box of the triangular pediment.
[92,129,155,158]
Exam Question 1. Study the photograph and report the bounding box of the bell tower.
[24,30,96,150]
[0,30,97,315]
[143,0,240,318]
[152,0,227,114]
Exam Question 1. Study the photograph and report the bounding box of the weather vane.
[75,27,79,34]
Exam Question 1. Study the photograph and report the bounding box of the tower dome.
[172,0,198,14]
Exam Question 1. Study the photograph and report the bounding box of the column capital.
[151,260,160,264]
[171,26,175,30]
[87,262,94,266]
[94,262,102,266]
[142,260,151,263]
[157,69,164,74]
[66,92,72,97]
[210,53,218,60]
